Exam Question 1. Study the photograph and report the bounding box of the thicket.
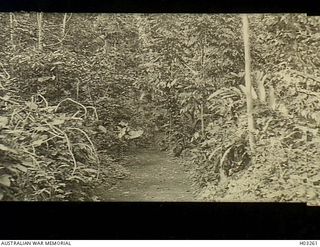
[0,13,319,203]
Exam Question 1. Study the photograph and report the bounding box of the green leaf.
[0,192,3,200]
[0,175,11,187]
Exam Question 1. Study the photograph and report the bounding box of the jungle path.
[100,149,196,201]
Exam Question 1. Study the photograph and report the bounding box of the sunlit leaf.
[83,168,98,173]
[14,164,28,173]
[34,126,49,132]
[51,118,65,125]
[0,175,11,187]
[21,160,35,167]
[127,130,144,139]
[0,144,18,154]
[32,139,45,147]
[25,101,38,110]
[98,125,107,133]
[67,175,86,182]
[37,75,56,82]
[0,116,9,128]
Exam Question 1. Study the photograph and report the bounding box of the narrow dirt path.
[99,149,196,201]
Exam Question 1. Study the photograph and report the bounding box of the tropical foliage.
[0,13,319,203]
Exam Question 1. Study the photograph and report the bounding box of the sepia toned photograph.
[0,13,319,204]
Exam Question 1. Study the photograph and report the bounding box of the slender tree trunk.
[269,85,276,110]
[9,13,14,49]
[169,113,172,150]
[37,12,43,50]
[62,13,67,40]
[242,14,255,153]
[200,33,206,138]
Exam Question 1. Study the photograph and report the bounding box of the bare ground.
[98,149,196,201]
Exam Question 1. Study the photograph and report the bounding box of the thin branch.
[67,127,99,160]
[0,62,11,79]
[36,93,49,108]
[297,89,320,97]
[64,132,78,175]
[0,96,19,105]
[67,127,101,179]
[55,98,88,118]
[289,69,320,83]
[37,12,43,50]
[46,26,72,47]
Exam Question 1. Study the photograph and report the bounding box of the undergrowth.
[0,91,129,201]
[188,70,320,205]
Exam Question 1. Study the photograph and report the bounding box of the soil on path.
[99,149,196,201]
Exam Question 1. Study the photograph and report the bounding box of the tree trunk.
[169,113,172,150]
[62,13,67,40]
[37,12,43,50]
[9,13,14,49]
[200,33,206,138]
[242,14,255,153]
[269,85,276,110]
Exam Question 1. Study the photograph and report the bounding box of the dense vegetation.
[0,13,319,203]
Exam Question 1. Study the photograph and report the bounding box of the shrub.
[0,91,102,201]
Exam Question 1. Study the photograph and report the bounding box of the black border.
[1,0,320,241]
[0,0,317,14]
[1,202,320,239]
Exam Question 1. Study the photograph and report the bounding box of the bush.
[0,91,103,201]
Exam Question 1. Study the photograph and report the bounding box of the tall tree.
[37,12,43,50]
[62,13,67,37]
[9,13,14,49]
[242,14,255,153]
